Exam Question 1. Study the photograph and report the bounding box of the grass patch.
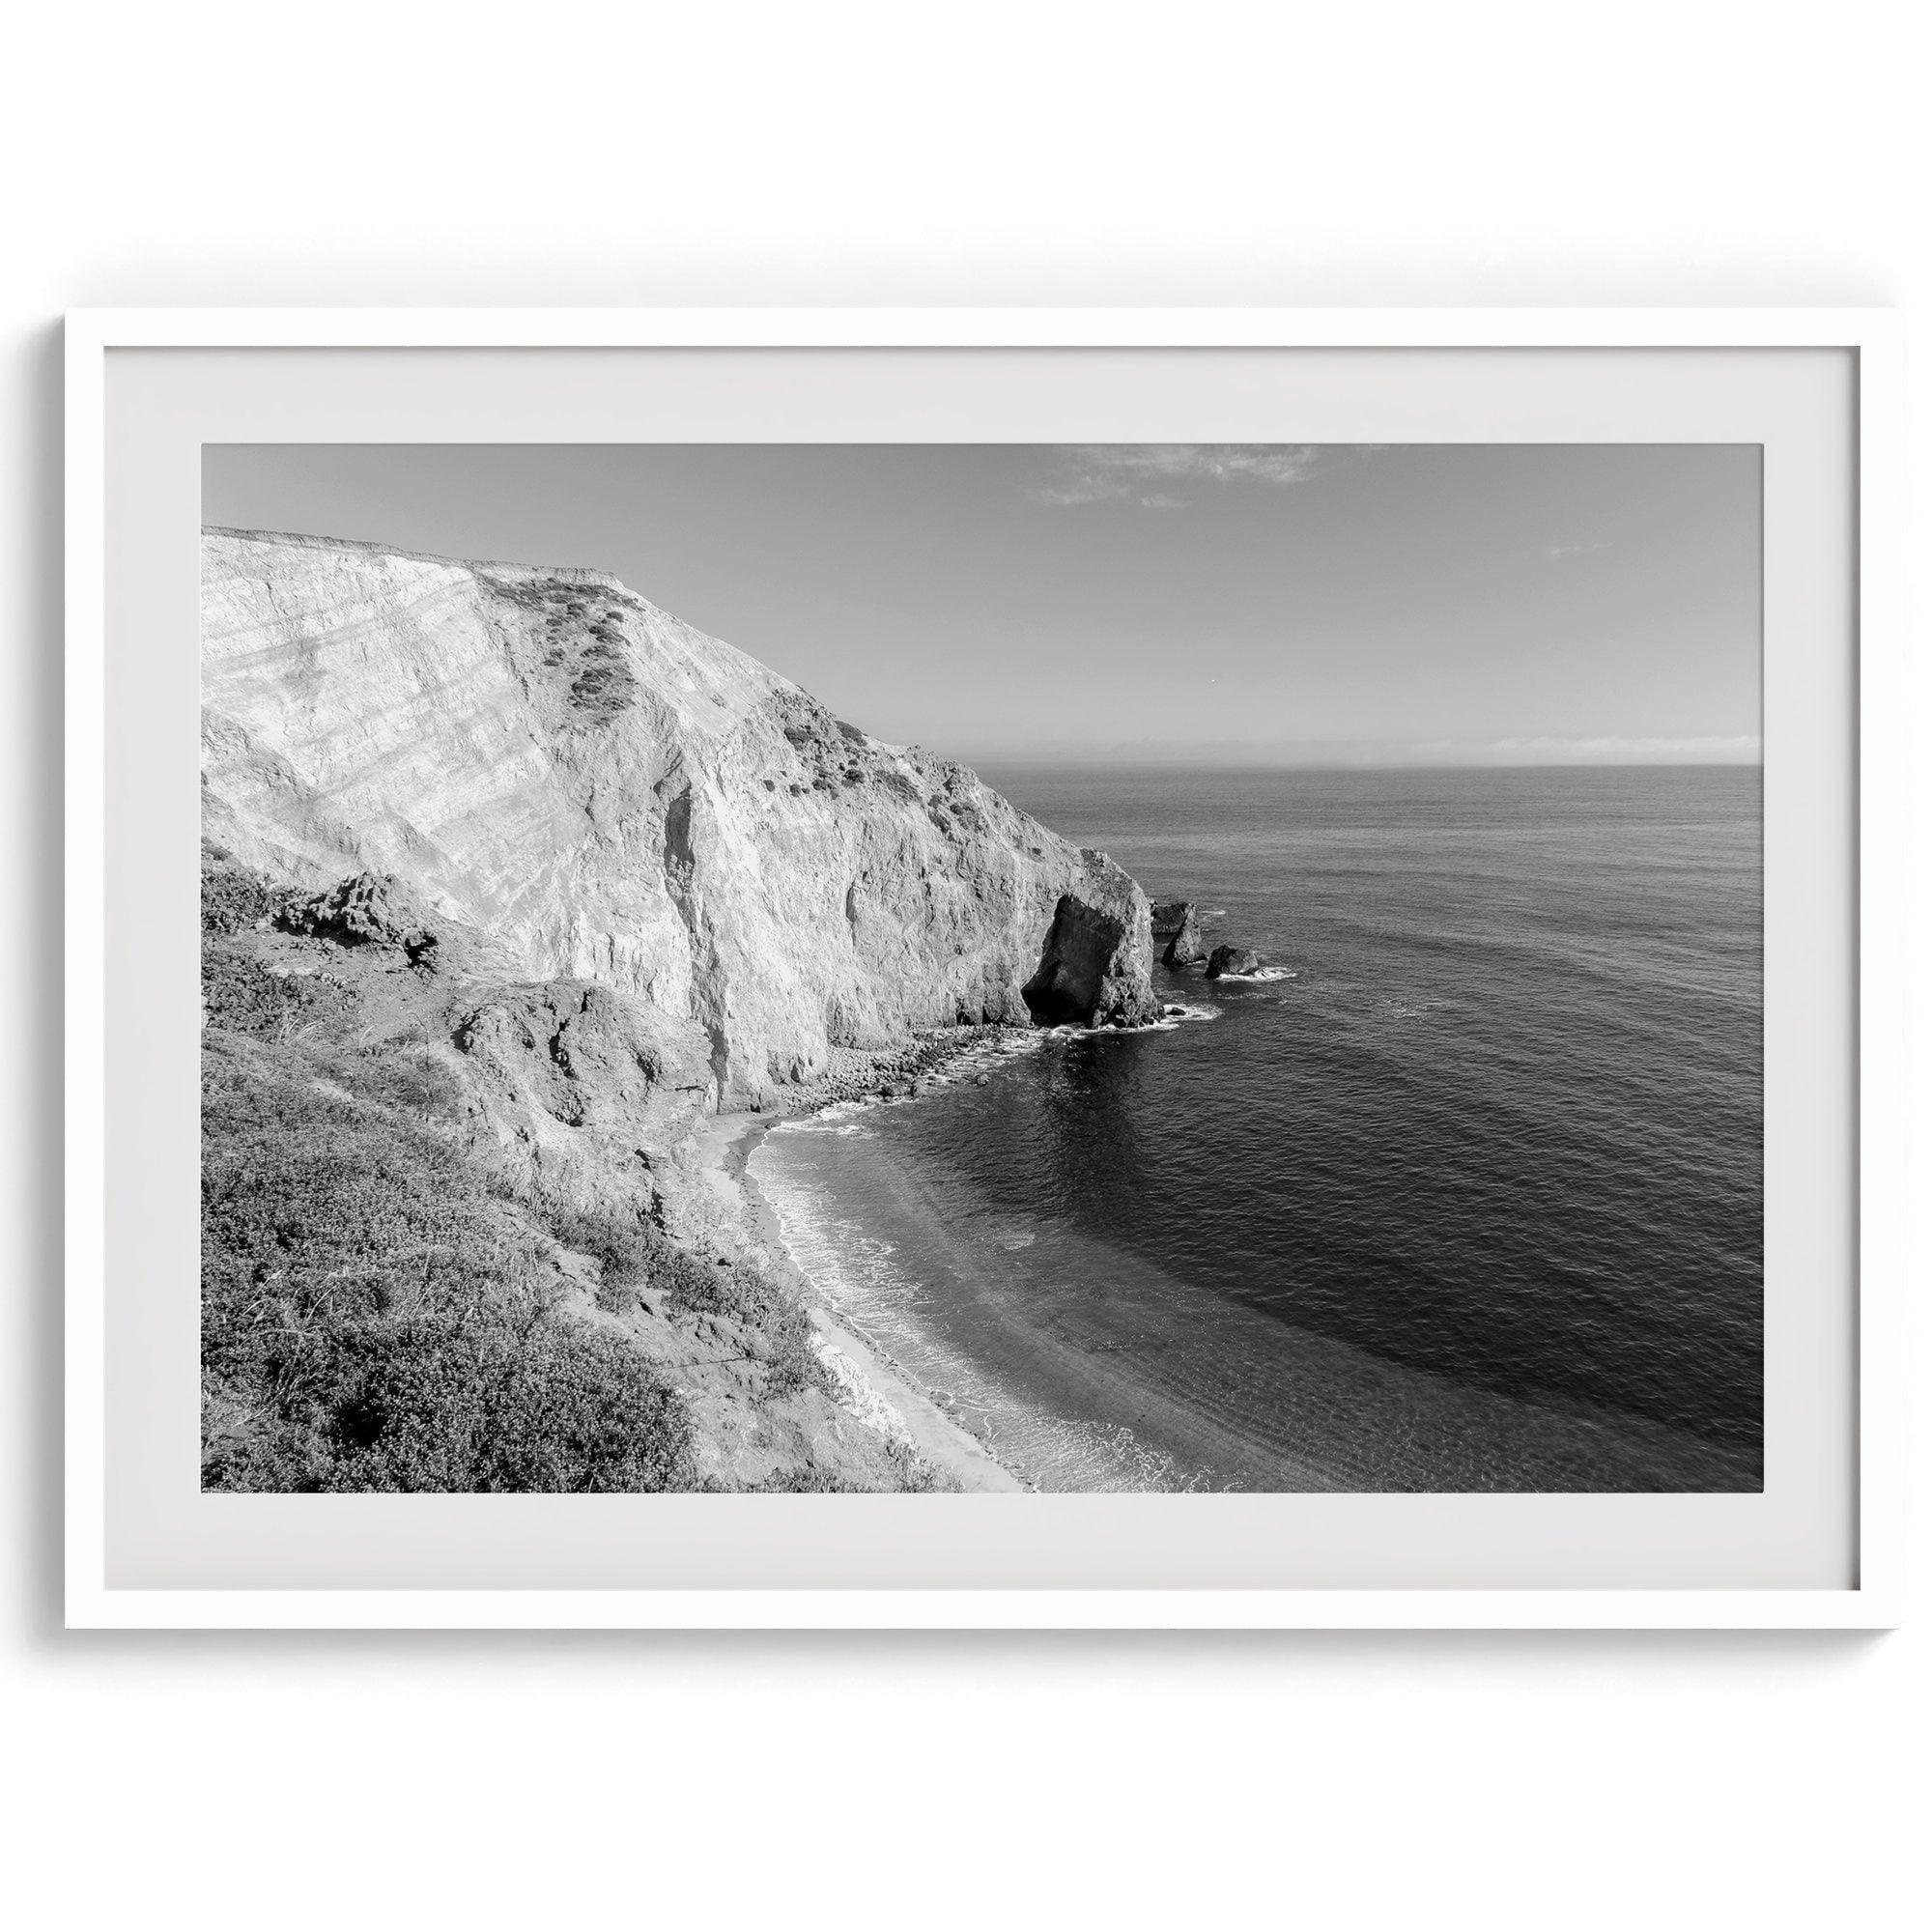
[542,1199,824,1399]
[201,1031,695,1492]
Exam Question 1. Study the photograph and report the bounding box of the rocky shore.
[761,1023,1033,1116]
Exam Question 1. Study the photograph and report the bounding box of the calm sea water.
[752,765,1762,1492]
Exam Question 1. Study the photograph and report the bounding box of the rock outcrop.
[1160,902,1208,967]
[277,870,441,969]
[1022,890,1158,1028]
[1205,943,1262,980]
[201,527,1157,1103]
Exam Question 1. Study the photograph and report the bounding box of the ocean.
[750,764,1763,1492]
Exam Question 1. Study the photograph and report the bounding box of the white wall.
[4,4,1923,1925]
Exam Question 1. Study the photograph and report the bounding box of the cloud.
[1029,443,1325,508]
[1544,540,1610,561]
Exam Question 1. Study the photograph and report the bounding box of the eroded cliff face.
[201,527,1155,1106]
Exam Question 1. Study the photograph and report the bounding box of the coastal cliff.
[202,527,1153,1106]
[199,526,1154,1493]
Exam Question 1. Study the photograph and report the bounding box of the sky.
[204,442,1760,766]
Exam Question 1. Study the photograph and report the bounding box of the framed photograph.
[66,309,1902,1629]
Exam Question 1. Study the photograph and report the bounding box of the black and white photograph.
[16,5,1927,1925]
[199,440,1762,1495]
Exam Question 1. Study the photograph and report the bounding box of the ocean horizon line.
[954,752,1764,773]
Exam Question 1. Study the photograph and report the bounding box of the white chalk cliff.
[200,527,1155,1106]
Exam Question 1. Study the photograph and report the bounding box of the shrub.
[200,1033,696,1492]
[543,1201,724,1305]
[292,1315,693,1493]
[202,950,353,1037]
[202,859,285,937]
[568,639,638,719]
[540,1198,823,1398]
[344,1043,468,1120]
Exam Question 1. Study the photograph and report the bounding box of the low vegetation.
[566,635,639,720]
[542,1200,824,1399]
[200,846,884,1493]
[201,1006,695,1494]
[484,570,639,723]
[200,847,286,936]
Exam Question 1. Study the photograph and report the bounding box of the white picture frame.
[66,308,1904,1631]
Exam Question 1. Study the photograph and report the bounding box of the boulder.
[1150,900,1192,939]
[1205,944,1261,980]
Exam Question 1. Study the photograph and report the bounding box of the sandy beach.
[690,1108,1025,1493]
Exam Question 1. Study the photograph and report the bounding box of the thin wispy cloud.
[1030,443,1326,509]
[1544,539,1610,561]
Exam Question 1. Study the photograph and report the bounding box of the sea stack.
[1205,943,1262,980]
[1022,882,1159,1029]
[1160,902,1208,967]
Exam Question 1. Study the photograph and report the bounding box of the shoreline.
[693,1009,1760,1499]
[684,1009,1223,1496]
[690,1070,1027,1494]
